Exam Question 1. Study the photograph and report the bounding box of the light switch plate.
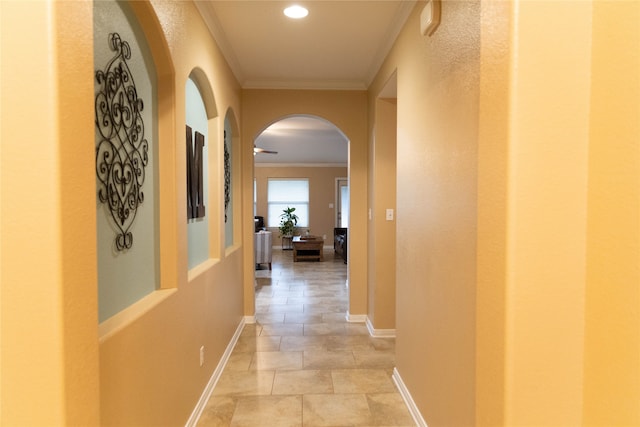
[386,209,394,221]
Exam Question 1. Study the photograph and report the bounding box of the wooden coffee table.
[292,236,324,262]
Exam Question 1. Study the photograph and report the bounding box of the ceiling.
[253,115,349,165]
[195,0,414,164]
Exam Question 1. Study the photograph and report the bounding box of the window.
[267,179,309,227]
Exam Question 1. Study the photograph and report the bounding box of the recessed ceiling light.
[284,5,308,19]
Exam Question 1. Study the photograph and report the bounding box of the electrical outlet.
[386,209,394,221]
[199,346,204,367]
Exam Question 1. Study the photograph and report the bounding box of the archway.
[240,89,367,324]
[252,114,350,306]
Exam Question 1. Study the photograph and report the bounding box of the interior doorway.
[366,71,397,333]
[336,178,349,228]
[253,114,351,315]
[253,115,349,242]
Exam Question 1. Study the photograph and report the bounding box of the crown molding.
[242,79,367,91]
[194,1,245,84]
[365,0,417,87]
[195,1,416,91]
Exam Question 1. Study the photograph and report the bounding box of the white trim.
[392,368,428,427]
[243,79,366,91]
[99,289,177,342]
[194,2,245,84]
[364,1,417,87]
[366,316,396,338]
[185,318,246,427]
[346,312,367,323]
[244,315,256,324]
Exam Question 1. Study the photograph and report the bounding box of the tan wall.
[4,1,639,426]
[242,90,368,317]
[583,1,640,424]
[367,98,397,331]
[254,166,348,244]
[476,1,510,424]
[1,0,246,425]
[1,2,100,425]
[97,2,245,425]
[369,1,481,425]
[500,2,592,424]
[477,1,640,426]
[374,1,639,425]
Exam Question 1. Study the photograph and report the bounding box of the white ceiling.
[195,0,414,164]
[253,115,349,165]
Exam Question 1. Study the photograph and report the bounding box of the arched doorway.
[253,114,350,305]
[240,89,367,324]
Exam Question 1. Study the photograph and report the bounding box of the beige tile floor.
[198,248,415,427]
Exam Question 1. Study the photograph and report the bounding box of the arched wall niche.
[189,67,218,120]
[185,76,211,268]
[224,108,241,250]
[126,0,178,291]
[225,107,240,135]
[184,67,226,263]
[95,0,179,325]
[185,67,220,266]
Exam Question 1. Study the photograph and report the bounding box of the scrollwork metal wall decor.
[95,33,149,251]
[224,130,231,223]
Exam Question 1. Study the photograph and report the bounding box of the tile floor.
[197,248,415,427]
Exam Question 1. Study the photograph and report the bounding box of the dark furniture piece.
[334,228,347,263]
[254,216,265,232]
[292,236,324,262]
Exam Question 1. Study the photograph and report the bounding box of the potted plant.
[278,207,299,237]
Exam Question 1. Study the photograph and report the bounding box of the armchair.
[254,230,273,270]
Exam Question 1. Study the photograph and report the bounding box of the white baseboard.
[346,312,367,323]
[392,368,428,427]
[244,315,256,324]
[185,318,246,427]
[365,316,396,338]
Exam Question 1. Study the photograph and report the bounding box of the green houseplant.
[278,207,299,237]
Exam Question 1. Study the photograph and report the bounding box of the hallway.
[197,249,414,426]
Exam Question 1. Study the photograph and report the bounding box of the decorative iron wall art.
[186,125,206,219]
[95,33,149,251]
[224,130,231,223]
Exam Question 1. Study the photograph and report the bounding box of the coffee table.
[292,236,324,262]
